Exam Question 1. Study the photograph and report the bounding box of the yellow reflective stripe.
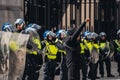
[58,50,66,55]
[26,49,37,55]
[93,43,99,52]
[93,43,99,49]
[80,43,85,54]
[86,42,93,51]
[32,38,41,49]
[100,43,106,49]
[115,40,120,47]
[115,40,120,52]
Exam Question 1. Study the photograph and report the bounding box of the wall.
[0,0,24,28]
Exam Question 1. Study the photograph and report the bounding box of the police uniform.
[79,39,88,80]
[99,40,114,77]
[85,33,99,80]
[56,38,68,80]
[22,34,42,80]
[42,39,58,80]
[113,39,120,76]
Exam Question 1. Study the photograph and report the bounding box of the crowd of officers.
[1,18,120,80]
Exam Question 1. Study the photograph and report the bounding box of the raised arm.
[71,18,90,41]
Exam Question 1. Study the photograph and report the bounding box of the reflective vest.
[32,37,41,49]
[99,41,109,50]
[115,40,120,52]
[84,40,93,52]
[44,40,58,59]
[27,37,41,55]
[58,50,66,55]
[80,42,85,54]
[92,43,99,52]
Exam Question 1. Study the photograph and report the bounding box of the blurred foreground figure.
[1,22,29,80]
[64,18,90,80]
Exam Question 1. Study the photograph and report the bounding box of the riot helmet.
[56,29,67,39]
[46,31,56,41]
[26,23,42,31]
[14,18,25,29]
[99,32,106,37]
[99,32,107,40]
[2,22,14,32]
[91,32,98,40]
[43,30,50,39]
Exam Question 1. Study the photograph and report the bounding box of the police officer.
[22,24,42,80]
[56,29,68,80]
[87,32,99,80]
[78,34,88,80]
[99,32,115,77]
[14,18,25,33]
[113,29,120,76]
[42,31,58,80]
[64,18,90,80]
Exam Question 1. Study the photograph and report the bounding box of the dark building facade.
[24,0,120,39]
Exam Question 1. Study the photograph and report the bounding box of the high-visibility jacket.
[92,42,99,52]
[84,39,93,52]
[44,40,58,59]
[80,42,85,54]
[99,41,109,50]
[27,37,41,55]
[114,40,120,52]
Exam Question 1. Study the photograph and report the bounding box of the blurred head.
[2,22,14,32]
[46,31,56,41]
[43,30,50,39]
[91,32,98,40]
[99,32,106,40]
[26,23,42,31]
[56,29,67,39]
[14,18,25,30]
[25,28,39,38]
[85,32,92,40]
[84,31,89,37]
